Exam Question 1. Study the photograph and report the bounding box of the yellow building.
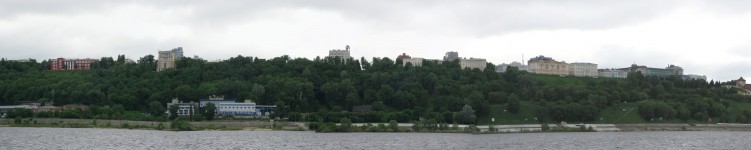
[528,55,569,76]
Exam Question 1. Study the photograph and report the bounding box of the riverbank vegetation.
[2,55,751,128]
[3,118,243,131]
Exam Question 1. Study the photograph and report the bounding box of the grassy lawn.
[529,74,608,86]
[598,102,644,124]
[478,102,548,125]
[478,100,751,125]
[726,101,751,115]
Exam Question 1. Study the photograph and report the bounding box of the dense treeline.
[1,55,750,124]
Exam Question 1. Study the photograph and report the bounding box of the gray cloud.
[0,0,750,81]
[0,0,685,35]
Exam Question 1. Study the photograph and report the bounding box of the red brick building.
[50,58,97,71]
[50,58,65,71]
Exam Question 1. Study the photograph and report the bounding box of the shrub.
[14,116,22,124]
[388,120,399,132]
[171,120,193,131]
[156,122,165,130]
[378,123,388,132]
[541,123,550,131]
[337,118,352,132]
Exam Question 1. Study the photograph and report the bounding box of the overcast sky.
[0,0,749,81]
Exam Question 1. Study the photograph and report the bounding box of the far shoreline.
[4,118,751,133]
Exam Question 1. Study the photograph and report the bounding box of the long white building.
[570,62,598,77]
[460,58,487,70]
[598,69,628,78]
[402,57,424,67]
[199,96,275,117]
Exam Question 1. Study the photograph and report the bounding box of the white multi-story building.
[496,61,530,72]
[598,69,628,79]
[403,57,424,67]
[569,62,598,77]
[460,58,487,70]
[328,45,352,60]
[166,98,198,116]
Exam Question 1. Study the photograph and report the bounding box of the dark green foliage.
[1,55,749,124]
[202,103,216,120]
[337,118,352,132]
[5,109,33,118]
[170,120,193,131]
[168,104,179,120]
[389,120,399,132]
[149,101,165,117]
[455,105,477,124]
[507,93,521,113]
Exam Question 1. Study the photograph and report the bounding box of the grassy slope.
[479,74,751,125]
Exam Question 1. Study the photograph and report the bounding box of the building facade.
[199,96,274,117]
[682,74,707,80]
[403,57,424,67]
[327,45,352,60]
[460,58,487,70]
[528,55,569,76]
[396,53,411,61]
[598,69,628,78]
[736,77,751,95]
[50,58,97,71]
[157,47,184,72]
[166,98,198,116]
[495,61,530,73]
[443,51,459,61]
[569,62,598,77]
[621,64,683,77]
[50,58,65,71]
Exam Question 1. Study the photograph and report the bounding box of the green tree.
[338,118,353,132]
[455,105,477,124]
[149,101,165,117]
[507,94,521,113]
[388,120,399,132]
[203,103,217,120]
[169,104,179,120]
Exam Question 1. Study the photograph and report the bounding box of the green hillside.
[2,56,751,124]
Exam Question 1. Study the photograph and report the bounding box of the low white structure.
[682,74,707,80]
[460,58,487,70]
[496,61,530,72]
[0,105,37,117]
[598,69,628,79]
[402,58,424,67]
[570,62,598,77]
[327,45,352,60]
[199,96,274,117]
[166,98,198,116]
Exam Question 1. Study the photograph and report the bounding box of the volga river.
[1,127,749,149]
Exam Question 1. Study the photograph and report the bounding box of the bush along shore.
[0,118,299,131]
[306,118,596,133]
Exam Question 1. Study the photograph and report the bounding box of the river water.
[1,127,749,149]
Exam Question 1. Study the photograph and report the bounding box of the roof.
[199,99,237,102]
[740,77,746,81]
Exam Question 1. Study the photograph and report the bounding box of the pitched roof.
[740,77,746,81]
